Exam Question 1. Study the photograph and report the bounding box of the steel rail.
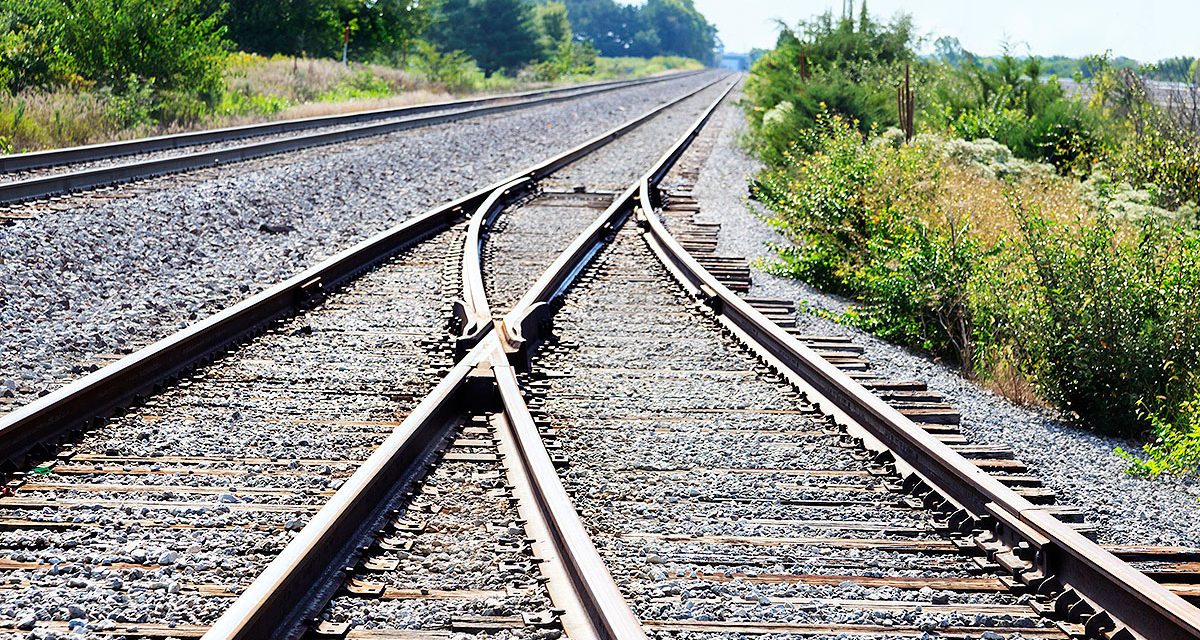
[635,181,1200,640]
[0,74,726,472]
[455,177,534,346]
[491,353,648,640]
[202,72,738,640]
[499,76,739,361]
[0,70,702,174]
[0,70,708,204]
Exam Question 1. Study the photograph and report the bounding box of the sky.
[692,0,1200,62]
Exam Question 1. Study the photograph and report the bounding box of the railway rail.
[0,69,1198,640]
[0,70,702,206]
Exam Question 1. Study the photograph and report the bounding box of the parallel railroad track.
[0,71,1198,640]
[0,70,703,210]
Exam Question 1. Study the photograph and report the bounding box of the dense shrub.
[742,6,915,166]
[922,52,1106,171]
[754,110,1200,449]
[1,0,229,102]
[753,112,985,368]
[989,202,1200,435]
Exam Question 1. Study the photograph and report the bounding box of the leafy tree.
[426,0,541,74]
[1149,56,1198,82]
[743,1,915,163]
[548,0,713,62]
[555,0,636,56]
[535,1,572,54]
[933,36,964,67]
[636,0,715,63]
[353,0,442,64]
[207,0,347,58]
[209,0,439,63]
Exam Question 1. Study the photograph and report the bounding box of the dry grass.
[0,90,159,151]
[224,53,422,103]
[980,349,1045,406]
[932,164,1090,247]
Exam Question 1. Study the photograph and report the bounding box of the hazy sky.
[693,0,1200,62]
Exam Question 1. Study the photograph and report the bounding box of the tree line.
[209,0,717,72]
[1,0,717,98]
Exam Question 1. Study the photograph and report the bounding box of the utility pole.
[342,26,349,65]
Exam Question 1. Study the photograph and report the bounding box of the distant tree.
[426,0,540,74]
[1150,56,1198,82]
[534,2,572,56]
[798,4,914,70]
[556,0,637,56]
[355,0,442,64]
[934,36,964,67]
[638,0,716,63]
[209,0,346,58]
[209,0,439,63]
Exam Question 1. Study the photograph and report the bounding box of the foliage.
[922,49,1106,171]
[1146,56,1198,83]
[753,109,1200,457]
[425,0,542,74]
[550,0,715,62]
[1117,379,1200,477]
[742,3,916,165]
[991,200,1200,436]
[410,41,478,90]
[1,0,228,106]
[745,6,1200,474]
[1083,55,1200,210]
[204,0,440,64]
[753,112,985,367]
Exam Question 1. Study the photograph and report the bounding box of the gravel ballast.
[0,71,725,411]
[687,88,1200,548]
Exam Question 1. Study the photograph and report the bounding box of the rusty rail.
[490,350,647,640]
[635,176,1200,640]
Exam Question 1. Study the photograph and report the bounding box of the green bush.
[753,111,984,368]
[991,203,1200,435]
[754,109,1200,449]
[411,41,480,92]
[2,0,229,100]
[922,52,1107,171]
[0,12,78,91]
[742,5,915,166]
[1118,380,1200,477]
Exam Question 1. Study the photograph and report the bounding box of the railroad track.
[0,69,703,209]
[1,70,1199,640]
